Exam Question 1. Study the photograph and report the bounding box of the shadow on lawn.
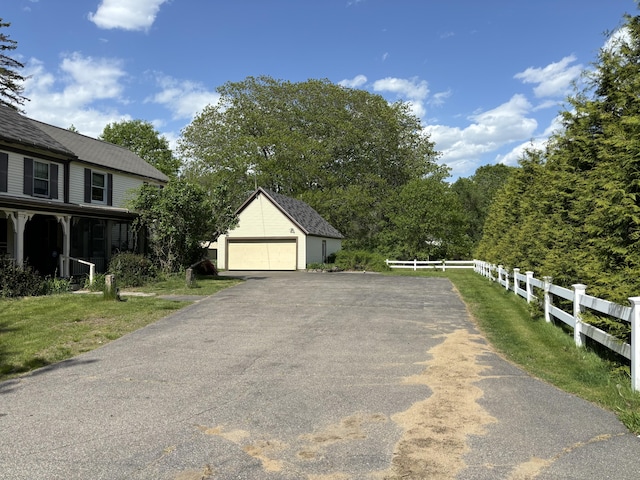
[0,318,18,384]
[0,316,100,388]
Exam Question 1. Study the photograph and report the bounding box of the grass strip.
[389,269,640,434]
[0,275,241,381]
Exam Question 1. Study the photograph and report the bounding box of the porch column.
[56,215,71,277]
[7,212,32,267]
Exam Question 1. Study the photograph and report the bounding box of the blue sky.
[3,0,636,179]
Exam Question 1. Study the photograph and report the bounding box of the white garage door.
[227,239,297,270]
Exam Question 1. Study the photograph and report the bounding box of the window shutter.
[23,158,33,196]
[0,152,7,193]
[50,163,59,199]
[84,168,92,203]
[107,173,113,206]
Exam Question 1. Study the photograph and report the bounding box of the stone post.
[104,274,117,300]
[186,268,195,288]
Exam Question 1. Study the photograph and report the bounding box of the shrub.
[0,259,44,298]
[334,250,390,272]
[86,273,106,292]
[41,276,71,295]
[107,252,156,287]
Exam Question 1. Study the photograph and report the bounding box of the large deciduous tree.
[0,18,29,112]
[100,120,180,177]
[178,76,445,251]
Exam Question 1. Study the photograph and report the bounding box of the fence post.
[498,265,503,287]
[513,268,520,295]
[629,297,640,392]
[89,263,95,287]
[505,267,510,291]
[543,276,553,323]
[525,271,534,303]
[572,284,587,347]
[441,260,446,272]
[413,258,417,271]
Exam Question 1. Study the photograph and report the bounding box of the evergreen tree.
[0,18,29,112]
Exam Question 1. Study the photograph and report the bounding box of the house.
[216,187,343,271]
[0,106,169,277]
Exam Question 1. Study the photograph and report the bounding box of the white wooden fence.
[475,260,640,392]
[385,259,475,271]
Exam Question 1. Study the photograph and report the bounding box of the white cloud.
[373,76,431,119]
[88,0,168,32]
[147,74,220,120]
[495,113,564,167]
[339,74,368,89]
[373,76,429,100]
[430,89,452,107]
[603,26,631,53]
[22,54,130,137]
[425,94,537,177]
[514,55,583,98]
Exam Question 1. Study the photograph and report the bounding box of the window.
[84,168,112,205]
[23,158,58,199]
[92,172,106,202]
[33,160,49,197]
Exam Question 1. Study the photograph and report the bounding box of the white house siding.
[113,174,145,208]
[3,149,64,202]
[68,163,149,208]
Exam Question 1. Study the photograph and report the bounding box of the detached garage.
[217,188,343,271]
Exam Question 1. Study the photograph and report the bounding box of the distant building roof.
[0,106,75,157]
[31,120,169,183]
[239,187,343,239]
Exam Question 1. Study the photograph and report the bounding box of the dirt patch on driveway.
[382,328,497,479]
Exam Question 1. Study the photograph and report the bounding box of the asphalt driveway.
[0,272,638,479]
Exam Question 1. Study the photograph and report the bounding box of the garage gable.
[219,188,343,271]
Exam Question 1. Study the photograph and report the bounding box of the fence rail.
[385,259,475,271]
[475,260,639,392]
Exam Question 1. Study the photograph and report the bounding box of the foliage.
[41,276,71,295]
[100,119,180,177]
[178,75,445,251]
[0,259,43,297]
[129,179,237,273]
[108,252,156,288]
[86,273,106,292]
[382,176,471,259]
[334,249,391,272]
[452,164,515,249]
[0,18,28,112]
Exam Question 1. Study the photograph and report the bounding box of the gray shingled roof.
[0,106,75,157]
[31,120,169,183]
[249,187,343,238]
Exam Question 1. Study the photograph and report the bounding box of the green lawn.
[389,269,640,434]
[0,275,241,380]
